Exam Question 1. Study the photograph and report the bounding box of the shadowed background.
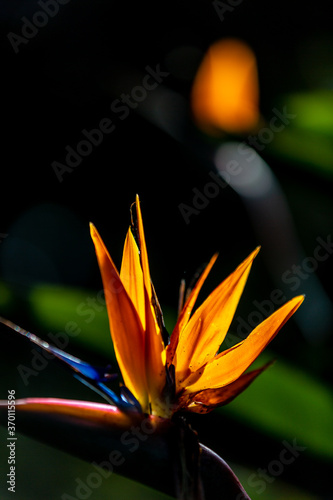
[1,1,333,499]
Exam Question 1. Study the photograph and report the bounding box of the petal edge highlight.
[90,223,148,411]
[186,295,304,393]
[134,196,166,413]
[175,247,260,385]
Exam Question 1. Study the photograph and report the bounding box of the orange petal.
[167,253,218,367]
[182,361,273,414]
[175,247,260,385]
[186,295,304,393]
[135,194,154,304]
[120,228,146,329]
[90,223,148,411]
[135,196,166,412]
[191,38,260,134]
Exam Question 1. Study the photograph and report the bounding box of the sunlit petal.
[181,362,273,414]
[135,194,155,306]
[90,223,148,411]
[186,295,304,393]
[167,253,218,367]
[120,228,146,329]
[175,247,260,386]
[135,195,166,412]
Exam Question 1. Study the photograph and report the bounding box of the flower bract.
[90,196,304,417]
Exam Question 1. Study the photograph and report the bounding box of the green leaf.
[24,283,333,462]
[27,284,178,360]
[267,90,333,179]
[222,353,333,461]
[269,127,333,178]
[28,283,115,358]
[0,281,14,311]
[283,91,333,136]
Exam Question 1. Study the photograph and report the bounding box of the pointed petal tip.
[89,222,97,237]
[205,252,219,269]
[89,223,105,247]
[253,245,261,257]
[289,294,305,306]
[294,294,305,306]
[244,245,260,268]
[242,246,260,266]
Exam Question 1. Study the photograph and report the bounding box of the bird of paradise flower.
[0,195,304,499]
[89,195,303,417]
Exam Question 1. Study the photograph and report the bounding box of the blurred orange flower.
[191,38,260,134]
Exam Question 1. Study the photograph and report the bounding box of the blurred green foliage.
[223,352,333,461]
[25,283,333,462]
[269,91,333,179]
[1,273,332,499]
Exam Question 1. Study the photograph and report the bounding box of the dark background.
[1,1,333,499]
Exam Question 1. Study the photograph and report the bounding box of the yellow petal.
[175,247,260,386]
[135,194,154,304]
[90,223,148,411]
[186,295,304,393]
[120,228,146,329]
[167,253,218,367]
[182,361,273,414]
[135,196,166,412]
[191,38,260,134]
